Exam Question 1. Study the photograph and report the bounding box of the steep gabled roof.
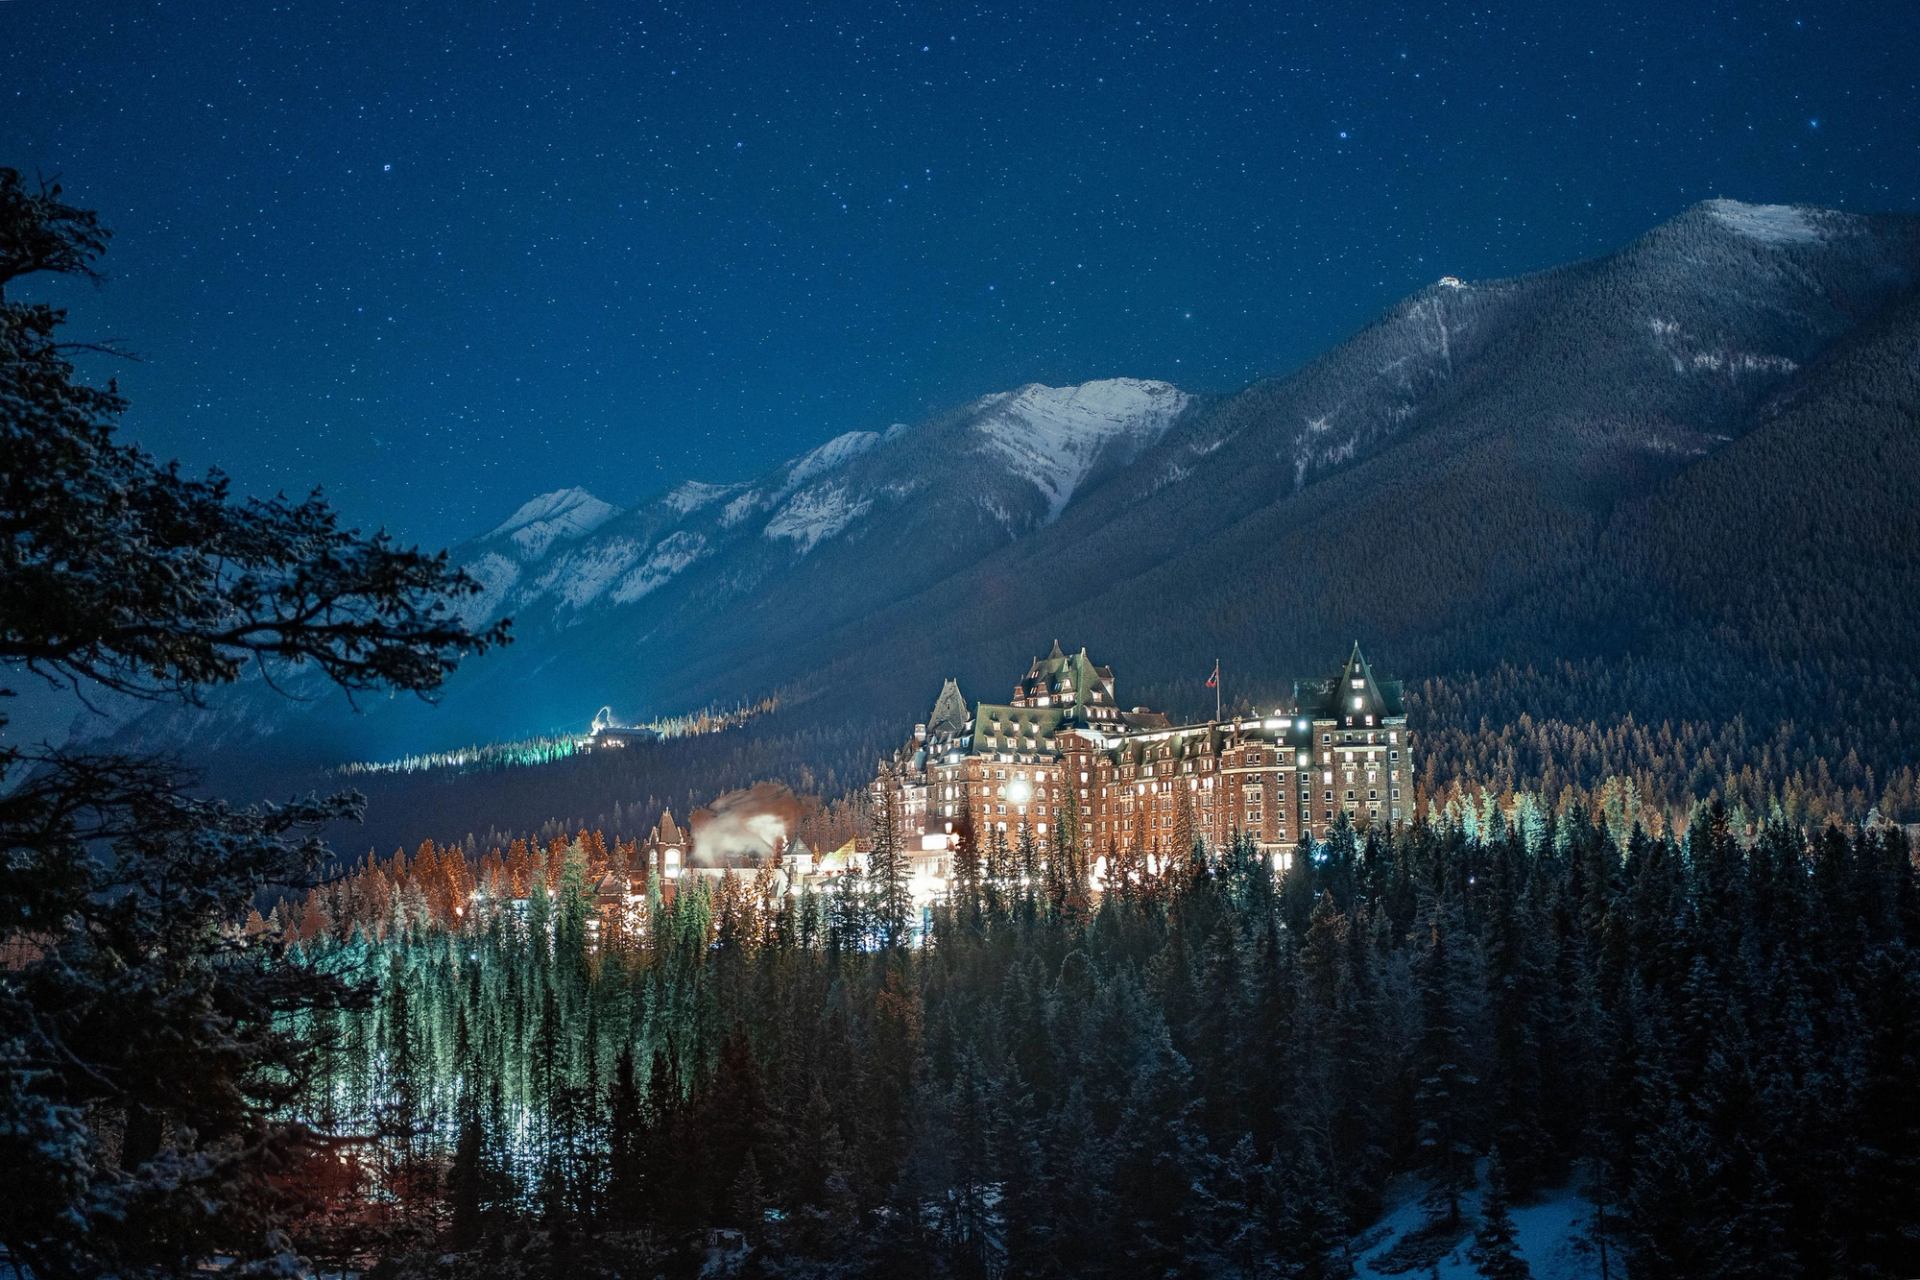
[928,678,970,736]
[1296,643,1406,720]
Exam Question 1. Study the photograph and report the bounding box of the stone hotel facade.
[882,642,1413,865]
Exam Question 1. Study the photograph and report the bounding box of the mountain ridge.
[105,198,1920,805]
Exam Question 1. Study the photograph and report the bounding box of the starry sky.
[5,0,1917,546]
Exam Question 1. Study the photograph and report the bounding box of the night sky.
[5,1,1916,547]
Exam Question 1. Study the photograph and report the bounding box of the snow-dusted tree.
[1471,1149,1531,1279]
[948,793,983,924]
[1172,782,1199,873]
[0,167,506,1277]
[867,767,911,948]
[1414,908,1480,1226]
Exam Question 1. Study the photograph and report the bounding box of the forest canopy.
[272,806,1920,1279]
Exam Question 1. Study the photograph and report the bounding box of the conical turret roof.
[928,678,970,735]
[653,808,683,846]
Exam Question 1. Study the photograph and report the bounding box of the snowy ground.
[1352,1168,1614,1280]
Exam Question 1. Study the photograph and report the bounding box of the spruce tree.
[374,957,431,1226]
[950,795,983,926]
[868,769,912,948]
[605,1043,643,1228]
[1414,911,1478,1225]
[1471,1150,1530,1279]
[446,1072,491,1250]
[729,1151,766,1237]
[1270,1145,1353,1280]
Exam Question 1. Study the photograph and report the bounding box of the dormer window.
[1351,678,1364,690]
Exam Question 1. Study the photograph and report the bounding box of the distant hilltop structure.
[587,705,657,747]
[880,642,1413,869]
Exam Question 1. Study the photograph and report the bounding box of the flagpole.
[1215,657,1221,722]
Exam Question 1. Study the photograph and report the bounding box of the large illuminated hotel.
[880,642,1413,865]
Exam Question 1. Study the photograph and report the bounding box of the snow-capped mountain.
[123,199,1920,775]
[487,486,621,556]
[970,379,1189,521]
[451,376,1195,636]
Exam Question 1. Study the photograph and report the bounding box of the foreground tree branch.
[0,164,509,1278]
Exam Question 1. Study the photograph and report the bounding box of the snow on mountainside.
[454,376,1198,626]
[787,429,884,486]
[764,485,874,554]
[663,480,736,514]
[1701,197,1843,246]
[972,378,1190,520]
[486,487,620,558]
[457,551,522,627]
[609,531,710,604]
[722,430,885,529]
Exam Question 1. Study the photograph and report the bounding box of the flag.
[1205,660,1219,689]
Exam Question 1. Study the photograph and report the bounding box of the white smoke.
[690,782,802,865]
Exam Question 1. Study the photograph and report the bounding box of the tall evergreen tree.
[604,1043,643,1227]
[868,769,912,948]
[1471,1150,1531,1280]
[1413,910,1479,1225]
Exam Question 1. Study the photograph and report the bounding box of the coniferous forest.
[8,8,1920,1267]
[266,808,1920,1279]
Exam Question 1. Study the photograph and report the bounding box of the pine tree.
[1053,778,1090,920]
[730,1151,766,1237]
[1485,829,1553,1191]
[985,822,1012,890]
[605,1043,643,1228]
[1839,944,1920,1276]
[374,958,431,1225]
[1173,784,1200,878]
[446,1069,492,1250]
[1016,819,1040,895]
[1414,911,1479,1225]
[1109,1030,1203,1274]
[1471,1150,1531,1279]
[1270,1144,1353,1280]
[868,769,912,948]
[950,795,984,925]
[639,1044,687,1229]
[530,984,570,1222]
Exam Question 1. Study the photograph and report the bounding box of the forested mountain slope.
[797,199,1920,711]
